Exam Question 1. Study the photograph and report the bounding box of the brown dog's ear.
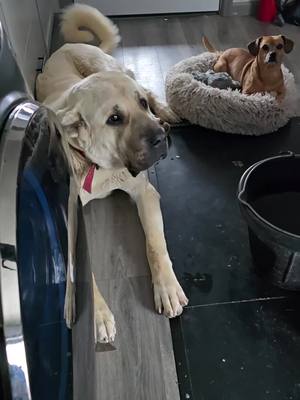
[248,37,262,56]
[281,35,294,53]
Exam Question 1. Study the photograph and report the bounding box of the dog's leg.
[125,174,188,318]
[81,169,187,319]
[92,274,116,343]
[64,176,78,328]
[214,56,228,73]
[145,89,181,124]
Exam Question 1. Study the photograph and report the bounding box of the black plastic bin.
[238,152,300,290]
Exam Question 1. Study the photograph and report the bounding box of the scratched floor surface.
[155,120,300,400]
[111,15,300,400]
[112,14,300,400]
[51,12,300,400]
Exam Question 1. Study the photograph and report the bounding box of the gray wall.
[0,0,59,92]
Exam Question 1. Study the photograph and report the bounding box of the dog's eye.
[277,43,283,50]
[140,98,148,110]
[107,114,123,125]
[262,44,269,51]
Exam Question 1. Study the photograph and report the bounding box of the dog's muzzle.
[128,130,169,176]
[267,52,277,64]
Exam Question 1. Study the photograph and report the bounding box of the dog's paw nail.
[95,308,116,344]
[178,291,189,307]
[181,298,189,307]
[176,306,183,316]
[154,280,187,318]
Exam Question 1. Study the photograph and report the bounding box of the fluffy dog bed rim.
[165,52,298,136]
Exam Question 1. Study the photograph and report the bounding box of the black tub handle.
[284,252,300,285]
[238,189,259,215]
[278,150,295,157]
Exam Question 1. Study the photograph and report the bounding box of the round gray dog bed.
[165,52,298,135]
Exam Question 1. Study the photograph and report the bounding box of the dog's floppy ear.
[59,109,81,137]
[248,37,262,56]
[281,35,294,54]
[58,108,92,148]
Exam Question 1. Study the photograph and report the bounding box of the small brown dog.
[202,35,294,101]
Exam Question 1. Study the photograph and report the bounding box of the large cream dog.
[36,4,188,344]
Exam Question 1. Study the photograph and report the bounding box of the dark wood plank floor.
[54,13,300,400]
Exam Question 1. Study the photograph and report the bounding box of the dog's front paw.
[64,281,76,328]
[153,271,188,318]
[94,305,116,344]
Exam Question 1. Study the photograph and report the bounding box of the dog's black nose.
[149,135,165,147]
[147,128,166,147]
[269,52,277,62]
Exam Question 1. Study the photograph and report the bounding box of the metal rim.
[0,100,39,400]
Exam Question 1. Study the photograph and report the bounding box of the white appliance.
[77,0,220,16]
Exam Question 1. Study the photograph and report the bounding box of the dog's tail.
[60,4,120,53]
[202,36,218,53]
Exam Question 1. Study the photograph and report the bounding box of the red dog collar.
[82,164,96,193]
[69,144,97,193]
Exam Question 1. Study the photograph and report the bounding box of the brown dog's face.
[248,35,294,65]
[58,72,169,175]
